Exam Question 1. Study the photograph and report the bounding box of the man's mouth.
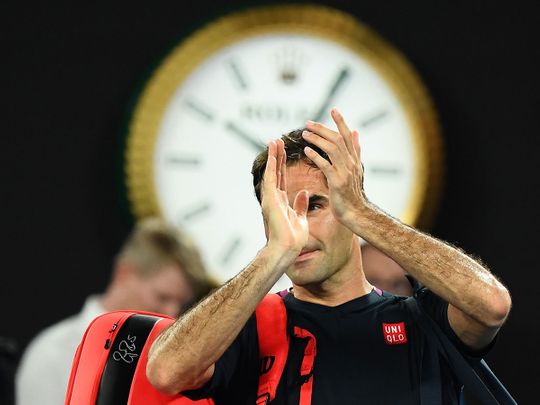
[295,249,319,262]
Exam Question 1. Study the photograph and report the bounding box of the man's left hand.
[303,108,367,227]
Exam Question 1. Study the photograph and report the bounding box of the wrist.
[338,199,371,227]
[262,243,300,272]
[340,200,380,237]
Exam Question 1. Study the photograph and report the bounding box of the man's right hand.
[261,139,309,266]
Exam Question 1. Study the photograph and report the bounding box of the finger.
[305,119,340,141]
[305,119,350,159]
[302,130,345,169]
[276,139,283,190]
[304,146,334,180]
[263,141,278,193]
[331,108,355,155]
[280,140,287,191]
[305,119,344,150]
[293,190,309,218]
[351,130,361,160]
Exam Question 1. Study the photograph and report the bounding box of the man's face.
[131,264,195,317]
[281,161,357,286]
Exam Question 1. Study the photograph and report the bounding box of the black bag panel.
[96,314,160,405]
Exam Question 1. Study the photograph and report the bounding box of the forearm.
[146,246,291,393]
[351,203,511,327]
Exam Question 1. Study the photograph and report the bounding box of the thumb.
[293,190,309,217]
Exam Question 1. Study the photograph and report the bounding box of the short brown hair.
[115,217,218,300]
[251,128,330,203]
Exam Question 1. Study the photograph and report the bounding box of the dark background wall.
[1,1,538,403]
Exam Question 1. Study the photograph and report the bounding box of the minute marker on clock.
[184,100,214,121]
[166,156,201,166]
[180,202,211,222]
[360,110,389,129]
[368,165,402,176]
[224,121,266,152]
[220,236,242,265]
[228,60,248,90]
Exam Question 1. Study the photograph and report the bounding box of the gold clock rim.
[126,4,443,228]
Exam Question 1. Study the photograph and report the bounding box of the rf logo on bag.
[113,334,139,363]
[382,322,408,345]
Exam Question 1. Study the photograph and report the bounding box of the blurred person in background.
[16,217,217,405]
[361,243,413,296]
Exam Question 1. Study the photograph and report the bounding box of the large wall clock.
[124,4,443,290]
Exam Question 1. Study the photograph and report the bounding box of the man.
[146,109,511,404]
[16,217,216,405]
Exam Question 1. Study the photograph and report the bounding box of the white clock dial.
[126,5,442,293]
[154,33,417,290]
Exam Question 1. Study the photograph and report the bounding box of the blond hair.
[115,217,218,300]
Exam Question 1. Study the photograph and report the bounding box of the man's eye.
[309,203,322,211]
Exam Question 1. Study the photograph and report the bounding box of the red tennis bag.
[64,310,212,404]
[65,294,314,405]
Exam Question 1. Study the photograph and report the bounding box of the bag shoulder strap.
[255,294,290,404]
[404,295,516,404]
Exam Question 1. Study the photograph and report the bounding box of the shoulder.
[18,310,87,372]
[415,289,497,357]
[16,314,83,401]
[26,314,81,353]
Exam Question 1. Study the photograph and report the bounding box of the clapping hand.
[302,108,367,227]
[262,139,309,261]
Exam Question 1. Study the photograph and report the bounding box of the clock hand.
[312,67,350,122]
[225,121,266,152]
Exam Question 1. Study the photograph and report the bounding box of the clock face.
[126,6,441,291]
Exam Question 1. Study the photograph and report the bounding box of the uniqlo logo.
[382,322,408,345]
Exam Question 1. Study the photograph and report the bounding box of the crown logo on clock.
[274,46,306,85]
